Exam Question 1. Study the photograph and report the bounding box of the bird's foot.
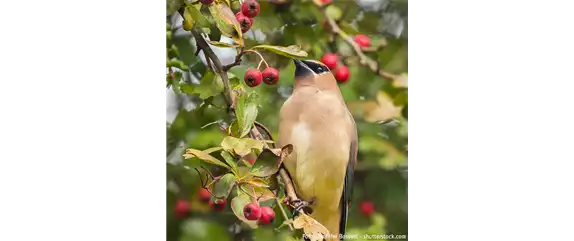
[289,197,316,218]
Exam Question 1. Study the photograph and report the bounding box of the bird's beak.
[294,58,313,78]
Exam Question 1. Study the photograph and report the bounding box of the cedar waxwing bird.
[278,59,358,240]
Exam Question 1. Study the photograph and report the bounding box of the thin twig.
[276,198,295,231]
[322,10,398,80]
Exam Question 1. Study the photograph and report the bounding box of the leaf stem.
[244,50,269,69]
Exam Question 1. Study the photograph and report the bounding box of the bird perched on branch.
[278,59,358,240]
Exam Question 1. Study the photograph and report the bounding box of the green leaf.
[166,0,184,16]
[208,3,244,46]
[220,151,239,175]
[251,45,308,58]
[251,149,280,177]
[166,58,189,71]
[325,5,342,20]
[183,148,229,169]
[207,40,240,48]
[179,83,194,94]
[214,173,237,199]
[221,136,265,156]
[184,6,211,29]
[193,71,224,99]
[230,191,258,228]
[235,91,259,138]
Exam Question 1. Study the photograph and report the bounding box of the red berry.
[243,203,262,220]
[354,34,371,48]
[244,69,262,87]
[258,206,275,225]
[335,65,350,83]
[209,199,227,212]
[321,53,338,70]
[236,12,253,33]
[262,67,279,85]
[241,0,260,18]
[247,159,256,165]
[359,201,375,216]
[199,0,214,5]
[320,0,331,4]
[198,188,211,203]
[175,200,191,218]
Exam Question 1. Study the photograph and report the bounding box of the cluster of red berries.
[243,202,276,225]
[174,188,229,218]
[235,0,260,33]
[319,35,372,84]
[321,53,349,83]
[244,67,279,87]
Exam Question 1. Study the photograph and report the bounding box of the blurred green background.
[167,0,407,240]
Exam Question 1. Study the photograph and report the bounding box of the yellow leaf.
[292,213,330,241]
[221,136,265,156]
[183,148,229,168]
[363,92,402,122]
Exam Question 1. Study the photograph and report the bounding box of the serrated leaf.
[251,45,308,58]
[235,92,259,138]
[183,148,229,168]
[193,71,224,99]
[231,191,258,228]
[221,136,265,156]
[214,173,237,199]
[166,0,184,16]
[325,5,342,20]
[208,3,244,46]
[208,41,240,48]
[220,151,239,175]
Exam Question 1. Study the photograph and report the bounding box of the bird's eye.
[316,66,324,72]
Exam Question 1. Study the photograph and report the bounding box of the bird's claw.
[290,198,315,218]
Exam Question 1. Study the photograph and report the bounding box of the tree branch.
[179,6,304,226]
[323,12,398,80]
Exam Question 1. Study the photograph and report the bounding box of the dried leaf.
[292,213,330,241]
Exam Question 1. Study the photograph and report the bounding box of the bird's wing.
[339,112,358,238]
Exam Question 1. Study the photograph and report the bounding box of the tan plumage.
[278,59,358,240]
